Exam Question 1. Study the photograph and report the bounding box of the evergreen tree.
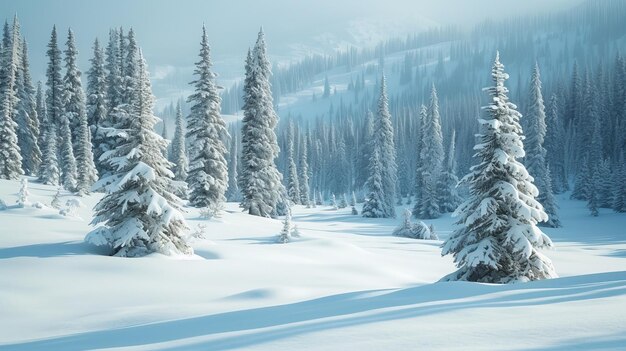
[442,53,556,283]
[438,130,462,213]
[35,81,45,146]
[63,29,97,194]
[286,121,300,204]
[524,63,559,227]
[613,153,626,213]
[371,74,396,218]
[16,177,29,207]
[362,148,385,218]
[416,85,444,219]
[186,26,228,211]
[170,101,188,181]
[226,133,240,202]
[278,210,293,244]
[86,38,108,173]
[412,105,427,217]
[298,136,310,205]
[38,103,59,185]
[16,39,41,176]
[85,51,192,257]
[239,29,284,217]
[0,16,23,179]
[544,94,567,193]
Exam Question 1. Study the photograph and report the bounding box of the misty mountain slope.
[1,178,625,350]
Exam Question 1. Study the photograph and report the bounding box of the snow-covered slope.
[0,178,625,350]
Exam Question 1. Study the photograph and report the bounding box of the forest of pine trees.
[0,0,624,259]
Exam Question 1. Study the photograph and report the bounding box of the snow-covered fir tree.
[16,177,29,207]
[86,38,108,174]
[362,148,385,218]
[438,130,462,213]
[51,187,61,209]
[185,26,228,211]
[613,153,626,213]
[416,85,444,219]
[226,133,240,202]
[412,104,427,217]
[298,136,310,205]
[544,94,567,193]
[441,52,556,283]
[329,193,338,210]
[286,121,300,204]
[170,101,188,182]
[363,75,396,218]
[38,103,59,185]
[63,29,97,194]
[16,39,41,176]
[277,210,293,244]
[239,29,284,217]
[58,105,77,191]
[85,51,191,257]
[524,63,559,227]
[0,16,23,180]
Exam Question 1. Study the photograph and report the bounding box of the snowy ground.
[1,178,625,350]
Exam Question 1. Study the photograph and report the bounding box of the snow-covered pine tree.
[16,39,41,176]
[438,130,462,213]
[416,85,444,219]
[58,106,77,191]
[186,26,228,211]
[85,50,191,257]
[524,63,559,227]
[441,52,556,283]
[63,29,97,194]
[278,209,292,244]
[226,133,240,201]
[339,193,348,209]
[38,102,59,185]
[286,121,300,204]
[369,74,396,218]
[170,101,188,182]
[362,148,385,218]
[316,189,323,206]
[51,187,61,209]
[587,114,603,216]
[613,153,626,213]
[298,136,310,205]
[330,193,338,210]
[545,94,567,193]
[412,105,427,217]
[597,159,613,208]
[16,177,29,207]
[35,81,45,146]
[239,29,284,217]
[86,38,108,174]
[542,166,561,227]
[0,17,23,180]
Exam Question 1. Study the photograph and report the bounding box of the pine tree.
[38,103,59,185]
[59,107,77,191]
[63,29,97,194]
[278,210,293,244]
[0,17,23,179]
[86,38,108,173]
[545,94,567,193]
[442,53,556,283]
[239,29,284,217]
[613,153,626,213]
[438,130,462,213]
[412,105,427,217]
[524,63,559,227]
[16,177,29,207]
[417,85,444,219]
[186,26,228,211]
[368,74,396,218]
[170,101,188,181]
[35,81,45,146]
[286,121,300,204]
[298,136,310,205]
[226,133,240,202]
[542,166,561,227]
[16,39,41,175]
[85,51,192,257]
[362,148,385,218]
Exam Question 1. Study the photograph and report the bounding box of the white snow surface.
[1,178,625,350]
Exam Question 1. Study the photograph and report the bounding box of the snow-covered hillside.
[1,178,625,350]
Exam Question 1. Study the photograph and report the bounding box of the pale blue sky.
[0,0,582,107]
